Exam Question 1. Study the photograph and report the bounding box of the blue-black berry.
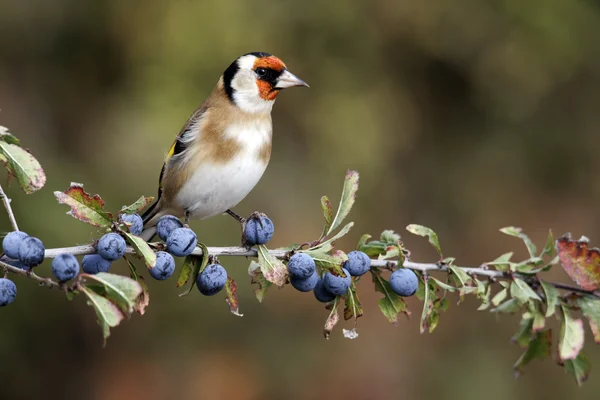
[149,251,175,280]
[97,233,126,261]
[290,271,319,292]
[166,227,197,257]
[18,237,45,267]
[344,251,371,276]
[244,215,275,245]
[0,278,17,307]
[323,268,351,296]
[313,278,336,303]
[196,264,227,296]
[120,213,143,236]
[156,215,183,241]
[389,268,418,297]
[287,252,316,280]
[52,253,80,282]
[2,231,29,259]
[82,254,112,274]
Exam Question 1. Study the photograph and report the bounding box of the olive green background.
[1,0,600,399]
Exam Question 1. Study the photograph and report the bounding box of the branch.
[0,183,19,231]
[1,244,596,299]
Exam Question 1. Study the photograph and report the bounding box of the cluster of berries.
[286,249,419,300]
[1,230,46,307]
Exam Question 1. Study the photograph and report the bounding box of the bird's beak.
[275,69,309,89]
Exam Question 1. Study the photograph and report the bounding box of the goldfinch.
[141,52,308,241]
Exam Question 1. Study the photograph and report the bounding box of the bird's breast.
[174,118,272,219]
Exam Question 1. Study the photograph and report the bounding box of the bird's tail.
[140,198,163,241]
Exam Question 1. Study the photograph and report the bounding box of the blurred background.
[1,0,600,398]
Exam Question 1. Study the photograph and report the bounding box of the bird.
[140,52,308,241]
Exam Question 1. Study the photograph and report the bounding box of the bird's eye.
[256,67,267,77]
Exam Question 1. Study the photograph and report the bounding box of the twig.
[0,259,60,289]
[0,244,592,299]
[0,183,19,231]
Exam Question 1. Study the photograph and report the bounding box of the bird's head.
[222,52,309,114]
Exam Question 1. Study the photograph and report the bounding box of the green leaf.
[248,260,272,302]
[514,257,545,274]
[432,277,457,292]
[540,280,558,317]
[125,258,149,315]
[419,276,439,334]
[124,232,156,268]
[476,279,491,310]
[177,255,195,288]
[54,183,112,227]
[312,222,354,251]
[540,230,555,258]
[487,252,514,272]
[380,230,401,244]
[449,266,472,286]
[491,288,508,307]
[0,141,46,194]
[491,298,521,313]
[370,269,409,325]
[257,245,288,287]
[120,196,155,215]
[320,195,333,238]
[327,170,359,236]
[563,352,590,386]
[343,283,363,323]
[559,306,585,361]
[324,297,340,339]
[225,277,242,317]
[0,126,20,145]
[577,295,600,344]
[80,285,124,345]
[179,243,209,297]
[510,278,541,304]
[303,249,347,276]
[512,316,533,348]
[406,224,442,256]
[556,233,600,291]
[528,301,546,333]
[357,236,388,258]
[513,329,552,377]
[500,226,537,257]
[83,272,142,315]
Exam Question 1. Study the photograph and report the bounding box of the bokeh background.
[1,0,600,398]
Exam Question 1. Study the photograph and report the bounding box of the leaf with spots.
[248,260,272,302]
[225,277,242,317]
[559,306,585,361]
[577,295,600,344]
[257,244,288,287]
[54,183,113,227]
[0,141,46,194]
[120,196,155,215]
[324,297,340,339]
[556,233,600,291]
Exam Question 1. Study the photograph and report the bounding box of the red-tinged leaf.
[225,277,242,317]
[126,258,150,315]
[257,245,288,287]
[320,195,333,237]
[556,233,600,291]
[54,183,113,227]
[324,297,340,339]
[559,306,585,361]
[0,140,46,194]
[248,260,272,302]
[577,295,600,344]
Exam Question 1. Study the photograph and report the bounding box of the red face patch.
[253,56,286,72]
[257,80,279,100]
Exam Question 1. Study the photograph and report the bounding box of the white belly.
[174,152,268,221]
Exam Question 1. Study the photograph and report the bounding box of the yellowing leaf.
[0,141,46,194]
[54,183,112,227]
[556,234,600,291]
